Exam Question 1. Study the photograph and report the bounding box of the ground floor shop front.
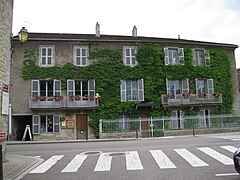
[11,113,95,141]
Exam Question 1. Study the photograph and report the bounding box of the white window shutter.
[164,48,169,65]
[207,79,214,94]
[179,111,184,129]
[67,80,75,97]
[182,79,189,94]
[204,50,210,66]
[89,79,95,98]
[54,80,61,96]
[192,49,196,66]
[204,50,210,60]
[32,115,40,134]
[166,79,170,94]
[53,115,60,133]
[178,48,184,64]
[31,80,39,98]
[138,79,144,101]
[121,80,126,102]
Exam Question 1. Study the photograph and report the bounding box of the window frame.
[166,79,189,95]
[192,49,210,66]
[195,78,214,94]
[39,45,55,67]
[121,79,144,102]
[67,79,95,100]
[123,46,138,67]
[73,46,88,66]
[164,47,184,65]
[32,115,60,134]
[31,80,61,100]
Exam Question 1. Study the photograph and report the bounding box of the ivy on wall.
[21,44,234,137]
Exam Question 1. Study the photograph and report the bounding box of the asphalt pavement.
[3,132,240,180]
[3,138,136,180]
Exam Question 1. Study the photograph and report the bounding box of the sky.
[12,0,240,68]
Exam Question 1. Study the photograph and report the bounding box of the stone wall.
[0,0,13,161]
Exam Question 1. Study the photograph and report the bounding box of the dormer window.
[123,46,138,67]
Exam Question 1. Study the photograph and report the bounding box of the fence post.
[193,124,195,137]
[150,117,154,137]
[162,116,165,131]
[99,119,102,139]
[136,119,138,139]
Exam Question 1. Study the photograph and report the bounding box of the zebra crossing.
[29,145,238,174]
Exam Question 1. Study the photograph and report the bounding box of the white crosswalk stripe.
[221,145,238,153]
[29,145,237,174]
[126,151,143,170]
[198,147,233,165]
[61,154,87,172]
[29,155,64,173]
[150,150,176,169]
[174,149,209,167]
[94,153,112,171]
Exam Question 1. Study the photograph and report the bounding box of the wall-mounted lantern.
[18,27,28,43]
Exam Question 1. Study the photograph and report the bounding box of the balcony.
[161,93,222,107]
[29,95,99,109]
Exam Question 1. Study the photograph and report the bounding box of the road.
[7,133,240,180]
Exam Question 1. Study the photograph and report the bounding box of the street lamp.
[18,27,28,43]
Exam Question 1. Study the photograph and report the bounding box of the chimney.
[96,22,100,37]
[132,25,137,37]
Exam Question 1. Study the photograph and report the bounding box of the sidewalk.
[3,154,43,180]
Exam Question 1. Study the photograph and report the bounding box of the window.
[199,110,210,128]
[121,79,144,101]
[171,110,184,129]
[196,79,214,94]
[31,80,61,100]
[164,47,184,65]
[67,79,95,100]
[32,115,60,134]
[39,46,54,66]
[74,46,88,66]
[193,49,210,66]
[123,47,138,66]
[166,79,189,96]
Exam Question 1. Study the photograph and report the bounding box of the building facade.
[11,24,239,140]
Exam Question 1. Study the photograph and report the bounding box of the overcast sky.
[13,0,240,68]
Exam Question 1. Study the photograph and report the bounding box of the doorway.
[140,112,149,138]
[76,114,88,139]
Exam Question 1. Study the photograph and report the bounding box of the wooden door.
[76,114,88,139]
[141,112,149,137]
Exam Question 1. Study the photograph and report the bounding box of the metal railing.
[29,95,99,109]
[99,114,240,138]
[161,93,222,107]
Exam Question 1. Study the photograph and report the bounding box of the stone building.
[11,23,239,141]
[0,0,13,135]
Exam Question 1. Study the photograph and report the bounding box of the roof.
[12,32,238,49]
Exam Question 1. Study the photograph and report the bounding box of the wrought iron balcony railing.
[161,93,222,107]
[29,95,99,109]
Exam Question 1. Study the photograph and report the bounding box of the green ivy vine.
[21,44,234,137]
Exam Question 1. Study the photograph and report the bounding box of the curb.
[6,138,138,145]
